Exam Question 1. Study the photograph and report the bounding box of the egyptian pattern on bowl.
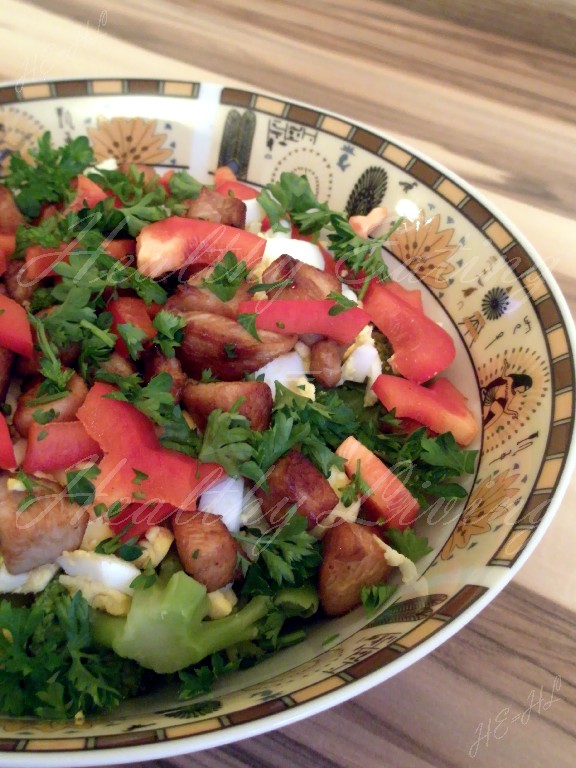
[0,79,572,754]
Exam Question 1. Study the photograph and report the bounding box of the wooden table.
[1,2,575,766]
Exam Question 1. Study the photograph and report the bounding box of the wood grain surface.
[1,2,575,766]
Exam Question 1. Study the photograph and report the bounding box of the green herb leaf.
[202,251,250,302]
[32,408,59,425]
[237,312,260,341]
[326,290,357,316]
[152,311,186,357]
[360,583,397,617]
[385,528,433,563]
[117,322,148,360]
[66,465,101,506]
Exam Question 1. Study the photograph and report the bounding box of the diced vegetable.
[215,180,259,200]
[64,174,109,213]
[136,216,266,278]
[91,567,271,673]
[237,299,370,345]
[0,293,34,357]
[108,502,175,541]
[363,279,455,383]
[336,435,419,530]
[372,374,479,446]
[108,296,157,358]
[0,414,16,470]
[23,421,102,473]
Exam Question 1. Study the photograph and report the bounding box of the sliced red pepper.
[0,413,16,470]
[213,166,237,187]
[157,170,175,194]
[95,448,223,512]
[336,435,419,530]
[363,280,455,383]
[65,175,109,213]
[0,293,33,357]
[384,280,423,313]
[108,296,157,358]
[372,374,479,447]
[108,501,175,541]
[215,180,259,201]
[23,421,102,473]
[77,382,159,455]
[77,382,225,510]
[135,216,266,278]
[237,299,370,345]
[25,243,69,283]
[0,234,15,258]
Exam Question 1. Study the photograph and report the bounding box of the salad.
[0,134,479,720]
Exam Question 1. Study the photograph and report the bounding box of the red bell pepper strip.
[77,382,225,510]
[362,279,455,383]
[64,175,109,213]
[108,501,176,541]
[95,449,224,512]
[215,180,259,201]
[135,216,266,278]
[237,299,371,345]
[77,382,159,455]
[371,374,479,447]
[108,296,157,358]
[384,280,423,313]
[23,421,102,473]
[0,293,34,357]
[0,414,16,470]
[336,435,419,530]
[0,234,15,258]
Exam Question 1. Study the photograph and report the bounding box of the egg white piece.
[57,550,140,595]
[255,351,315,400]
[59,575,131,616]
[341,342,381,385]
[262,234,325,271]
[244,197,266,228]
[198,475,245,533]
[0,558,58,594]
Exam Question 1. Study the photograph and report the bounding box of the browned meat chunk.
[261,254,340,301]
[182,380,272,431]
[142,347,187,402]
[177,311,297,381]
[255,450,338,529]
[319,521,392,616]
[172,510,239,591]
[13,373,88,437]
[99,352,136,378]
[310,339,343,388]
[185,187,246,229]
[165,278,252,320]
[0,187,25,234]
[0,476,89,574]
[4,259,34,305]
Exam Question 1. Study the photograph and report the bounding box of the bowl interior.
[0,79,574,765]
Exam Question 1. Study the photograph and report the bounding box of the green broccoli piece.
[90,568,271,674]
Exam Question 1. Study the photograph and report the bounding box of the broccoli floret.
[90,567,271,674]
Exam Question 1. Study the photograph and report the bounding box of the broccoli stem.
[90,570,271,674]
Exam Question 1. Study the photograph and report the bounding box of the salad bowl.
[0,79,574,767]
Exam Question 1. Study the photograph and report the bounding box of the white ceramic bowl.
[0,79,574,767]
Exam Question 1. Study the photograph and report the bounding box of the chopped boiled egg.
[57,550,140,595]
[132,526,174,569]
[81,517,115,551]
[339,325,382,405]
[198,475,245,533]
[374,538,418,584]
[59,575,131,616]
[255,350,315,400]
[244,197,266,229]
[206,585,238,619]
[0,556,58,594]
[260,232,325,271]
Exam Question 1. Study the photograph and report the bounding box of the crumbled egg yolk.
[374,538,418,584]
[132,526,174,569]
[59,575,132,616]
[207,586,238,619]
